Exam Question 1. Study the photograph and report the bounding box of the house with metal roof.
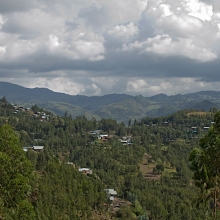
[33,146,44,152]
[104,189,117,202]
[78,168,93,175]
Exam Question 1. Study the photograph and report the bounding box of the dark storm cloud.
[1,41,219,83]
[0,0,34,13]
[2,20,40,39]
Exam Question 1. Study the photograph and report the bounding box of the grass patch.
[187,111,213,117]
[164,168,176,175]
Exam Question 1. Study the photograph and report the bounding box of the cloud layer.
[0,0,220,96]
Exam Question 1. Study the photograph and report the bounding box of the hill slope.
[0,82,220,120]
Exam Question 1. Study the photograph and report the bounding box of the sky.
[0,0,220,97]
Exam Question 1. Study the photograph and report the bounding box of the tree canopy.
[0,98,218,219]
[0,124,35,219]
[189,111,220,219]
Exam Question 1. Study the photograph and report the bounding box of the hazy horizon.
[1,81,220,98]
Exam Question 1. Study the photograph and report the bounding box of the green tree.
[133,199,144,216]
[0,124,35,219]
[156,163,165,174]
[189,112,220,219]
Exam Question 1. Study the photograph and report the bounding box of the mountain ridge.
[0,81,220,121]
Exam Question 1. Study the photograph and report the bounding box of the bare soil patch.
[139,153,160,180]
[187,112,212,117]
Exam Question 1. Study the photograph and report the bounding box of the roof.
[33,146,44,150]
[78,168,90,172]
[120,140,128,143]
[89,132,97,135]
[100,134,109,137]
[105,189,117,196]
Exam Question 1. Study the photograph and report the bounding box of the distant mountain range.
[0,81,220,122]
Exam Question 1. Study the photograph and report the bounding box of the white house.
[78,168,93,175]
[33,146,44,151]
[104,189,117,201]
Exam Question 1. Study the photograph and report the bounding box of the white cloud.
[122,35,217,62]
[99,0,148,24]
[91,77,119,90]
[85,83,101,95]
[157,14,203,37]
[49,34,60,48]
[0,14,7,29]
[2,9,65,38]
[0,46,6,56]
[24,76,87,95]
[2,74,220,97]
[185,0,213,21]
[126,78,220,96]
[49,30,106,60]
[145,35,217,62]
[2,40,38,60]
[127,79,148,92]
[0,0,220,97]
[108,22,139,38]
[74,40,105,59]
[159,4,173,18]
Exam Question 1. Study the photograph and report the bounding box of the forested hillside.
[1,81,220,122]
[0,96,219,219]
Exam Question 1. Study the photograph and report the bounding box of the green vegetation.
[0,124,35,219]
[2,81,220,121]
[0,96,220,219]
[189,111,220,219]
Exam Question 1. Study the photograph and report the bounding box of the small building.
[40,116,47,122]
[78,168,93,175]
[104,189,117,202]
[98,134,109,139]
[119,136,132,145]
[33,146,44,152]
[22,147,32,152]
[98,134,113,142]
[89,131,97,135]
[162,121,169,126]
[66,162,75,167]
[203,127,209,131]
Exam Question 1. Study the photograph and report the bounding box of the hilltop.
[0,81,220,122]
